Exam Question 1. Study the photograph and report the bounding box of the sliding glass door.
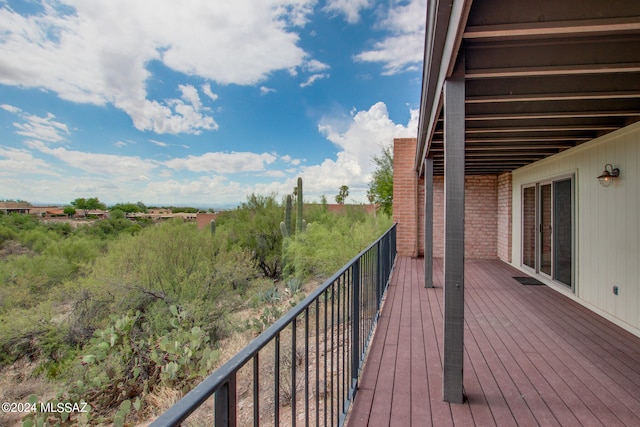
[522,176,574,290]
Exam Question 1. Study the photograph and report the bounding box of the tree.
[216,193,283,279]
[368,145,393,216]
[335,185,349,204]
[63,206,77,217]
[110,202,146,213]
[71,197,107,217]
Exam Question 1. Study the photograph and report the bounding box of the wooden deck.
[347,257,640,426]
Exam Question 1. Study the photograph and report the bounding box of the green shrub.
[0,224,17,245]
[44,236,104,271]
[283,212,392,280]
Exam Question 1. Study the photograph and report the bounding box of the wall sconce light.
[597,164,619,187]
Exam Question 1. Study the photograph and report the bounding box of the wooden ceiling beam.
[466,63,640,79]
[463,17,640,41]
[465,136,589,143]
[466,90,640,104]
[466,110,640,121]
[434,124,619,135]
[433,137,593,150]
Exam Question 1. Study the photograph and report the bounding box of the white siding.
[511,122,640,336]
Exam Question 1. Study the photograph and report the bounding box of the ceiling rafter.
[466,63,640,79]
[466,90,640,104]
[434,125,620,135]
[463,17,640,40]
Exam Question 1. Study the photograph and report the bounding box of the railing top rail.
[151,223,397,426]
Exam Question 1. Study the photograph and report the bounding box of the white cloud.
[144,175,248,206]
[281,154,303,166]
[121,90,218,134]
[26,140,159,177]
[300,73,330,88]
[0,0,316,134]
[13,112,70,143]
[324,0,373,23]
[201,83,218,101]
[150,139,168,147]
[304,102,417,201]
[179,84,203,111]
[354,0,426,75]
[1,104,22,113]
[304,59,330,72]
[263,170,287,178]
[164,151,278,174]
[0,145,58,176]
[260,86,277,95]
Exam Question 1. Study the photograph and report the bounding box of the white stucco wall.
[511,121,640,336]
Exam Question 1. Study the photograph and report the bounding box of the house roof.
[417,0,640,175]
[0,202,31,210]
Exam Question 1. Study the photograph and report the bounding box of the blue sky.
[0,0,424,208]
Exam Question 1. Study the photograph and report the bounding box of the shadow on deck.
[347,257,640,426]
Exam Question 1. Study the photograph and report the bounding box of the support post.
[351,259,361,389]
[424,156,434,288]
[215,374,237,427]
[442,57,465,404]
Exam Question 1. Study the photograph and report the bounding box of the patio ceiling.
[416,0,640,176]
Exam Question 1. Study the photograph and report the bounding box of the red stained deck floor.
[347,257,640,426]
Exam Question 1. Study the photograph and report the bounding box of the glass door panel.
[553,179,573,287]
[523,186,536,269]
[540,184,552,276]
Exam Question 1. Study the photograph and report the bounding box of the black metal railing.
[151,224,397,427]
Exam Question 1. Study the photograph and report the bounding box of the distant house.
[75,210,109,219]
[0,202,31,215]
[44,208,66,217]
[27,206,67,217]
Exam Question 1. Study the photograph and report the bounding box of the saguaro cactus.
[281,178,306,239]
[296,177,304,233]
[280,194,292,238]
[210,219,216,235]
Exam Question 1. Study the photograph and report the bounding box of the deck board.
[347,257,640,426]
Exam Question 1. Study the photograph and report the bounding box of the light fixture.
[597,164,619,187]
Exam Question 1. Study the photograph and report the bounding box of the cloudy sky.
[0,0,425,208]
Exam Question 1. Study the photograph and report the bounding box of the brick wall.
[394,139,510,259]
[427,176,498,258]
[196,213,219,230]
[463,175,498,258]
[497,172,513,262]
[393,138,418,256]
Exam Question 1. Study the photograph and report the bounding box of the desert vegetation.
[0,193,390,426]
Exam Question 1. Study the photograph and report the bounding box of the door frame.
[521,173,576,292]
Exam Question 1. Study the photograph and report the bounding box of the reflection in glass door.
[523,186,536,270]
[540,184,552,276]
[554,179,573,286]
[521,177,574,290]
